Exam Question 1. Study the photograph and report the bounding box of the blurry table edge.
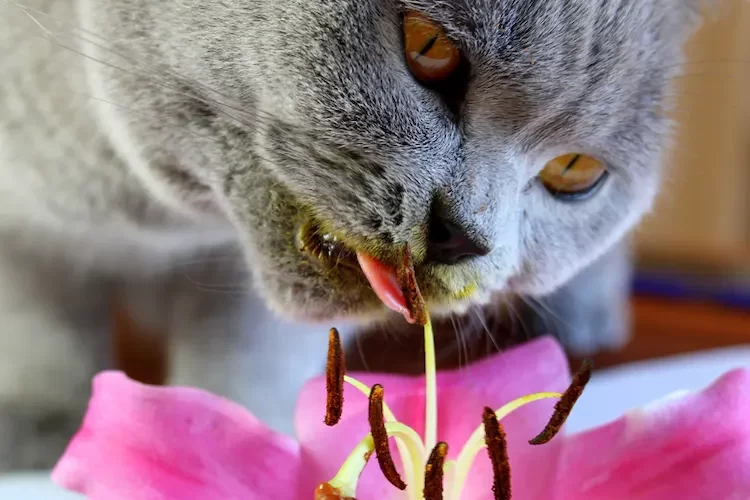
[569,295,750,371]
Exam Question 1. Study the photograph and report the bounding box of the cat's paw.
[0,405,83,472]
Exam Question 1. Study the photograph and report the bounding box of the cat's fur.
[0,0,706,470]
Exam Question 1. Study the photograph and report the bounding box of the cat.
[0,0,708,471]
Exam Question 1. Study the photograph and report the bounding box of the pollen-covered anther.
[483,407,511,500]
[314,483,357,500]
[529,360,592,445]
[397,246,428,326]
[368,384,407,490]
[325,328,346,427]
[423,442,449,500]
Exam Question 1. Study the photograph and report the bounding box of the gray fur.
[0,0,706,470]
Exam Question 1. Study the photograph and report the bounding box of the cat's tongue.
[356,252,414,323]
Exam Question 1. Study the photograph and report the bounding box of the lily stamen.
[483,408,511,500]
[397,246,428,326]
[449,392,563,500]
[529,361,592,445]
[325,328,346,427]
[423,442,449,500]
[314,482,356,500]
[322,422,426,499]
[369,384,407,490]
[344,375,422,491]
[422,316,438,454]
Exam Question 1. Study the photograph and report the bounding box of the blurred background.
[610,0,750,368]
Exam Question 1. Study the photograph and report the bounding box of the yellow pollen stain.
[454,283,478,300]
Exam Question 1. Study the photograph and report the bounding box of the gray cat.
[0,0,707,471]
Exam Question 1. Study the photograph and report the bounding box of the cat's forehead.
[282,0,699,157]
[400,0,678,50]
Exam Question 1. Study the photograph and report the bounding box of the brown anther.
[314,483,356,500]
[423,442,449,500]
[483,407,511,500]
[397,246,427,325]
[368,384,407,490]
[529,360,592,445]
[325,328,345,426]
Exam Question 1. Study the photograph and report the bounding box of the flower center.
[315,317,592,500]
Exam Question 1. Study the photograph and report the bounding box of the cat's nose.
[426,212,492,265]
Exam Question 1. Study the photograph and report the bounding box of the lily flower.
[52,317,750,499]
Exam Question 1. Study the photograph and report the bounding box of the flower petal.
[296,370,425,499]
[52,371,301,500]
[441,336,570,500]
[437,336,570,452]
[295,336,571,500]
[551,368,750,500]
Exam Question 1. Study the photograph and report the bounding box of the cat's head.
[82,0,708,323]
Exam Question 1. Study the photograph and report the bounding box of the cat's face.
[84,0,704,323]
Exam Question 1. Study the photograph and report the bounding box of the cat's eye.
[539,153,608,200]
[403,11,461,83]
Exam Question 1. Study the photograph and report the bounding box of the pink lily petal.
[295,336,570,499]
[549,368,750,500]
[447,336,569,500]
[297,371,427,499]
[53,339,750,500]
[52,371,301,500]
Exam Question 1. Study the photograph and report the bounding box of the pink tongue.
[356,252,414,323]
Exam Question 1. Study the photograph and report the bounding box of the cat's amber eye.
[539,153,608,199]
[403,11,461,83]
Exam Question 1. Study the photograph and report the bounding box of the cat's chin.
[425,291,494,319]
[252,259,496,327]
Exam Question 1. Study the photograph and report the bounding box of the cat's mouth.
[297,219,418,323]
[296,219,360,272]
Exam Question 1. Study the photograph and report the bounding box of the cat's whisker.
[73,92,239,147]
[11,31,257,132]
[444,313,460,369]
[519,294,580,345]
[50,89,296,176]
[505,295,531,344]
[1,8,287,137]
[471,306,502,358]
[456,312,471,370]
[519,295,555,326]
[75,84,293,172]
[4,13,280,145]
[173,251,244,263]
[181,280,249,295]
[4,0,257,114]
[354,330,372,373]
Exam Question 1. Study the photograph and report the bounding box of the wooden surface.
[115,296,750,384]
[634,0,750,272]
[112,301,167,386]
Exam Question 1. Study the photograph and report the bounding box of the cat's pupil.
[538,154,609,201]
[403,11,460,83]
[403,11,470,117]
